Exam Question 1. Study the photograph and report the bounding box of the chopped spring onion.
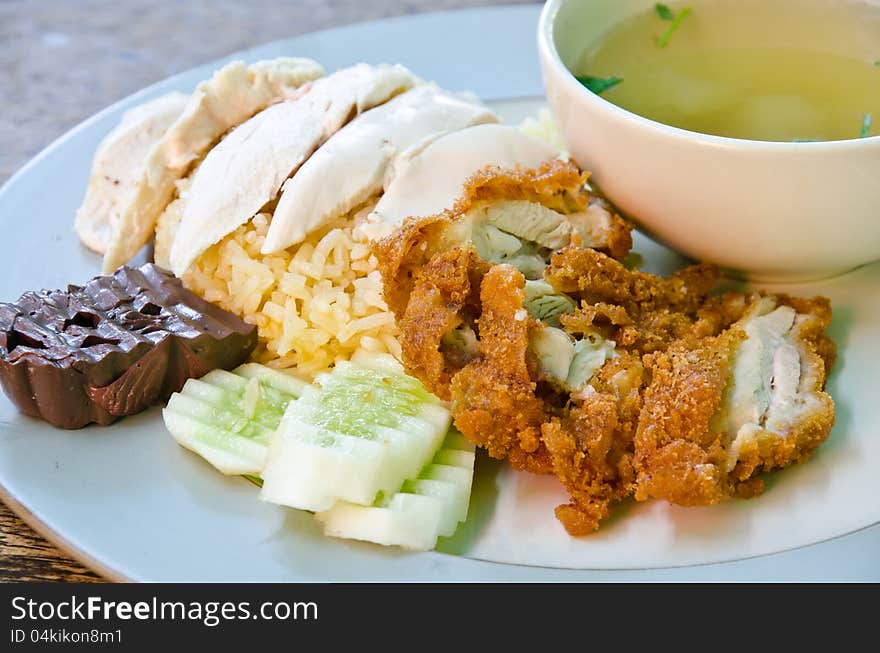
[656,6,692,47]
[860,114,873,138]
[576,75,624,95]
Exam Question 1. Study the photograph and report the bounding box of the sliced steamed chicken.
[260,84,498,254]
[101,57,324,273]
[358,124,560,241]
[168,63,419,276]
[75,92,189,254]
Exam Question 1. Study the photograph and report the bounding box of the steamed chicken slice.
[261,85,498,254]
[169,63,418,276]
[102,57,324,273]
[75,92,189,254]
[367,125,631,259]
[358,124,560,241]
[634,295,836,506]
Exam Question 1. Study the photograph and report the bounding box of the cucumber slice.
[317,494,444,552]
[291,400,443,487]
[419,463,475,532]
[259,414,390,509]
[259,352,451,513]
[235,363,309,397]
[314,428,476,550]
[400,479,462,536]
[441,428,475,452]
[163,409,269,475]
[163,363,305,476]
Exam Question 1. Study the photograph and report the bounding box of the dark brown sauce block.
[0,264,258,429]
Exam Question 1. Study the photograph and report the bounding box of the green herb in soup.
[577,0,880,141]
[576,74,624,95]
[655,3,675,21]
[655,4,692,48]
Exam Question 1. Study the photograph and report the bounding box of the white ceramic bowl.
[538,0,880,281]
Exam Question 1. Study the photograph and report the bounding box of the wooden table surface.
[0,0,536,583]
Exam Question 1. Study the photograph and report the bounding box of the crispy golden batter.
[373,213,454,318]
[544,350,644,534]
[451,160,589,215]
[551,247,724,354]
[376,164,837,535]
[396,244,487,399]
[634,294,836,505]
[451,265,549,467]
[547,245,718,314]
[634,333,741,505]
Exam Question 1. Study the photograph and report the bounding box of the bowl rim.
[537,0,880,150]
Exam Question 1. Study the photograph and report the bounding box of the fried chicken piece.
[450,265,549,469]
[634,294,836,505]
[551,246,723,353]
[375,161,837,536]
[543,350,644,534]
[542,397,622,534]
[450,162,633,261]
[547,245,718,313]
[633,333,739,505]
[373,213,459,318]
[395,244,488,399]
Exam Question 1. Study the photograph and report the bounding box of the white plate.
[1,6,879,581]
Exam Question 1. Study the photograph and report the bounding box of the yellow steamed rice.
[157,201,399,379]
